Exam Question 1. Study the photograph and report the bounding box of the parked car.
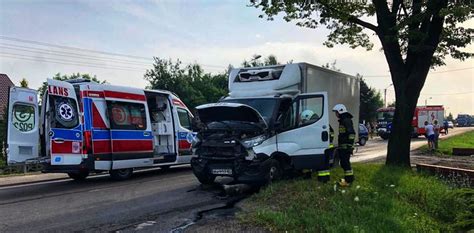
[448,121,454,128]
[358,123,369,146]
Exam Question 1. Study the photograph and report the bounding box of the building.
[0,74,15,120]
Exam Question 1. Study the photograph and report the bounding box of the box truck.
[6,79,197,180]
[191,63,360,184]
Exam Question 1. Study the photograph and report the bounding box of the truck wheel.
[110,168,133,181]
[194,171,216,185]
[265,159,282,184]
[68,171,89,181]
[359,137,367,146]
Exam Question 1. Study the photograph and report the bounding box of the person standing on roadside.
[433,119,440,149]
[424,121,435,151]
[332,104,356,186]
[443,120,449,135]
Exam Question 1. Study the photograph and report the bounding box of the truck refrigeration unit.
[191,63,360,184]
[376,105,445,139]
[6,79,197,180]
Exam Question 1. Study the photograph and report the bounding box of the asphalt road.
[0,167,231,232]
[0,127,471,232]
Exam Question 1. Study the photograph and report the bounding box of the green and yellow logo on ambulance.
[13,105,35,132]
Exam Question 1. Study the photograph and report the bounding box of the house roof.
[0,73,14,86]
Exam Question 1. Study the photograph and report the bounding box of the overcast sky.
[1,0,473,115]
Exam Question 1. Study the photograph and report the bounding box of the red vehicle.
[376,105,444,139]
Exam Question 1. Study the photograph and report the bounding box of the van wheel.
[265,159,282,184]
[110,168,133,181]
[68,171,89,181]
[359,137,367,146]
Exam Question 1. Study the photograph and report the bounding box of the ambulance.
[6,79,197,180]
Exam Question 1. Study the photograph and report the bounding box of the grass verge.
[239,164,473,232]
[420,130,474,155]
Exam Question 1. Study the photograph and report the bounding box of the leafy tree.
[359,76,384,124]
[242,54,281,67]
[19,78,28,88]
[322,60,341,72]
[252,0,473,167]
[446,112,454,121]
[144,58,228,110]
[38,73,105,95]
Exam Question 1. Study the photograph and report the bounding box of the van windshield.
[49,95,79,129]
[221,98,278,124]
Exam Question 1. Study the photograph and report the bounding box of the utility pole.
[384,83,393,107]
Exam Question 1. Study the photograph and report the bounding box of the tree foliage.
[38,73,105,95]
[242,54,281,67]
[359,76,384,123]
[19,78,28,88]
[144,58,228,111]
[251,0,473,167]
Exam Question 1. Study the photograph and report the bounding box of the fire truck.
[6,79,197,180]
[376,105,444,140]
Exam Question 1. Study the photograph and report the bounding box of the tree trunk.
[386,72,426,167]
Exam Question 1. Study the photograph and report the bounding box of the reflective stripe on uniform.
[318,170,330,176]
[339,144,353,149]
[329,144,335,148]
[344,170,354,176]
[348,134,356,140]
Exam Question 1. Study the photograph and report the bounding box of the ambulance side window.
[107,101,147,130]
[177,108,192,130]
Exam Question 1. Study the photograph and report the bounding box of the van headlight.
[241,135,267,148]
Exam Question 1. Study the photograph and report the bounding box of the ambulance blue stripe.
[92,130,110,140]
[83,98,92,131]
[111,131,153,140]
[51,128,82,140]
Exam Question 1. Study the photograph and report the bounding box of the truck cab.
[191,63,359,185]
[6,79,196,180]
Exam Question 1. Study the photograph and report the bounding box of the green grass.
[421,130,474,155]
[239,164,473,232]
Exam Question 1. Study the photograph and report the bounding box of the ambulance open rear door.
[6,87,39,165]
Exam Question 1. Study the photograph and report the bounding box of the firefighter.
[333,104,356,185]
[317,125,334,183]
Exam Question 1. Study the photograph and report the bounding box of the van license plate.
[211,169,233,175]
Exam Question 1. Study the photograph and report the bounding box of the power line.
[0,35,227,69]
[0,53,146,72]
[364,67,474,77]
[386,89,473,96]
[0,45,152,68]
[0,43,154,66]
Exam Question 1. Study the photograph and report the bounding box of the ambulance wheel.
[110,168,133,181]
[68,171,89,181]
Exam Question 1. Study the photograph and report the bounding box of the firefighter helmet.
[301,110,314,122]
[332,104,348,114]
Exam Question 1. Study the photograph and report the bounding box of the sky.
[0,0,473,116]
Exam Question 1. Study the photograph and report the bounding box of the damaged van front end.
[191,102,277,184]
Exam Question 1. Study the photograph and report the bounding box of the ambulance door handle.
[54,138,65,144]
[143,132,151,137]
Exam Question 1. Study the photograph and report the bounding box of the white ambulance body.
[6,79,196,180]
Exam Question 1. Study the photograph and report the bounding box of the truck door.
[6,87,39,165]
[46,79,83,165]
[276,92,329,166]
